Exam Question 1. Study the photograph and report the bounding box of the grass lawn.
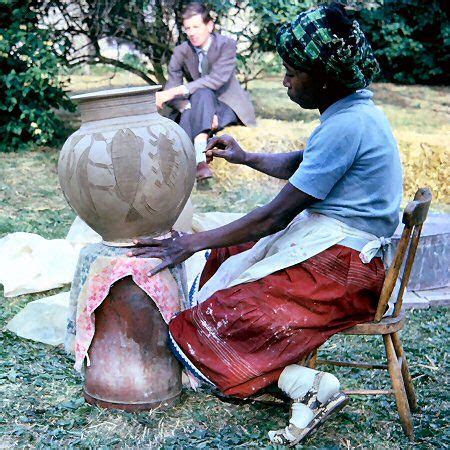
[0,75,449,448]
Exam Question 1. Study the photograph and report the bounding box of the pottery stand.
[83,276,182,410]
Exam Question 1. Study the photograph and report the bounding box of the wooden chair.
[309,187,432,440]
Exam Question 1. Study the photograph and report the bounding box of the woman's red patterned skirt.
[169,242,385,398]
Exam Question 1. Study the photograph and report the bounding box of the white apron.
[195,211,392,305]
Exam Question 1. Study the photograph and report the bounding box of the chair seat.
[339,313,405,335]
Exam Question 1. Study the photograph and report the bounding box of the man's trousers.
[171,88,239,141]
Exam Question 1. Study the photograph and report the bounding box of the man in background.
[156,2,256,182]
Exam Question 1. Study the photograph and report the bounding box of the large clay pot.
[58,86,196,245]
[84,276,182,410]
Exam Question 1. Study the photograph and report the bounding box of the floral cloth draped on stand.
[65,243,189,371]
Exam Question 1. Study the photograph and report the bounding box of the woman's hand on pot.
[127,231,194,277]
[205,134,247,164]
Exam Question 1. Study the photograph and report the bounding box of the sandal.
[268,372,349,446]
[268,391,349,446]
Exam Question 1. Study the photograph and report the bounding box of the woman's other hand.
[205,134,247,164]
[127,231,194,277]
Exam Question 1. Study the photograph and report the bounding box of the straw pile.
[394,130,449,204]
[212,119,449,204]
[211,119,316,189]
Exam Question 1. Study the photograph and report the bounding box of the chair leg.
[391,332,418,412]
[384,334,414,440]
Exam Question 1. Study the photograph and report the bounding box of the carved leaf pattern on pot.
[62,134,91,195]
[156,132,179,188]
[109,129,143,224]
[88,133,115,191]
[75,141,99,222]
[65,134,85,183]
[170,125,196,195]
[139,127,182,215]
[81,132,140,232]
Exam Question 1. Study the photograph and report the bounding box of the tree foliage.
[0,0,74,152]
[41,0,315,86]
[355,0,449,85]
[42,0,448,87]
[44,0,186,85]
[238,0,449,86]
[1,0,447,152]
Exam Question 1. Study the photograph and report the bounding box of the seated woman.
[128,3,402,445]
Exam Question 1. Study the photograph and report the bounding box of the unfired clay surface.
[58,86,196,244]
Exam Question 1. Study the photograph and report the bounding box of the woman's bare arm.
[206,135,303,180]
[128,183,316,275]
[243,150,303,179]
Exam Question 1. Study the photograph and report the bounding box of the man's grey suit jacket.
[164,33,256,126]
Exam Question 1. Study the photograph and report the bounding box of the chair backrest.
[374,187,433,322]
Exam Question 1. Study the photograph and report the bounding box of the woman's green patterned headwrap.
[276,6,379,90]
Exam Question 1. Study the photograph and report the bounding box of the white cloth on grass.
[6,291,70,346]
[2,205,242,346]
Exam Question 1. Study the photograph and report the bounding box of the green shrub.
[357,0,449,85]
[0,0,74,152]
[237,0,448,86]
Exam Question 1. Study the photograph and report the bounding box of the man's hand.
[211,114,219,131]
[156,85,189,109]
[156,91,171,109]
[205,134,247,164]
[127,231,194,277]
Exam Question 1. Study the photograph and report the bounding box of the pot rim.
[71,85,162,103]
